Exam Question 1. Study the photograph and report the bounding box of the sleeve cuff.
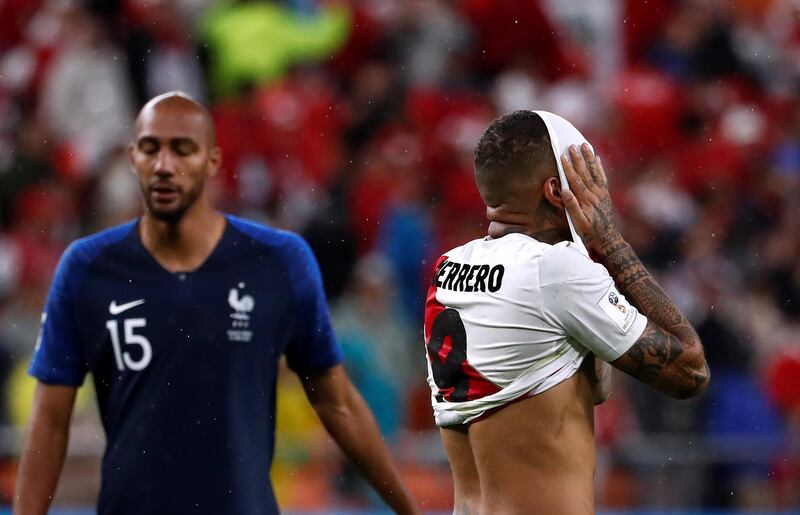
[604,313,648,362]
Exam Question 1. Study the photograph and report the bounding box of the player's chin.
[147,202,188,224]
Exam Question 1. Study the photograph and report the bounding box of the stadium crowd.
[0,0,799,510]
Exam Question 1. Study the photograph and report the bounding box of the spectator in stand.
[39,3,134,176]
[331,253,419,507]
[121,0,208,106]
[332,253,418,438]
[0,116,56,228]
[201,0,351,98]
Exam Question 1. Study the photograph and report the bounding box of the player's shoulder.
[226,214,307,247]
[50,220,138,292]
[63,220,138,268]
[225,214,313,260]
[539,240,608,288]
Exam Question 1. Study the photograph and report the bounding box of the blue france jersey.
[29,215,343,514]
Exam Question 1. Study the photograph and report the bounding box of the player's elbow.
[669,342,710,400]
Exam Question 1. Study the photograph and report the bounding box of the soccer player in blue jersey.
[14,92,420,515]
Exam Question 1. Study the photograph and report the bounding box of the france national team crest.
[227,282,254,342]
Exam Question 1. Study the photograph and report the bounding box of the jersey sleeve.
[540,242,647,362]
[283,235,344,376]
[28,243,88,386]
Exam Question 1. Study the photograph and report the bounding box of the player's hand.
[559,143,621,254]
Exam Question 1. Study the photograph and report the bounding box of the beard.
[142,177,205,225]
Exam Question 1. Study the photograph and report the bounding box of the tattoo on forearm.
[680,361,711,398]
[565,149,709,397]
[594,198,617,238]
[601,240,690,332]
[585,197,618,250]
[628,279,685,327]
[616,320,708,399]
[600,238,709,397]
[616,321,709,399]
[622,321,683,381]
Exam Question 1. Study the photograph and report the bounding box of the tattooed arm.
[598,240,709,398]
[558,144,709,400]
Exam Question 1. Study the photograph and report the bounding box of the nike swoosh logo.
[109,299,145,315]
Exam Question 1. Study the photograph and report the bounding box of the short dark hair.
[474,110,554,200]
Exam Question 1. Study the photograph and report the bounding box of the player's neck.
[488,222,568,245]
[530,227,570,245]
[140,201,226,273]
[486,204,569,245]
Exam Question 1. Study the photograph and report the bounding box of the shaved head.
[135,91,216,147]
[129,92,221,225]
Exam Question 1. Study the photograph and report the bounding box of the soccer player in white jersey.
[423,110,710,514]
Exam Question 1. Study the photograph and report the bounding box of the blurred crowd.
[1,0,800,511]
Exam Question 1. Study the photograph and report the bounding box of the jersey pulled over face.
[29,215,342,514]
[424,233,647,427]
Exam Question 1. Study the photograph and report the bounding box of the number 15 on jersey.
[106,318,152,371]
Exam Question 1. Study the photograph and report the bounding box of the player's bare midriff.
[442,360,597,515]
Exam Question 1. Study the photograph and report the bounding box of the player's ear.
[542,176,564,209]
[128,143,137,172]
[207,146,222,177]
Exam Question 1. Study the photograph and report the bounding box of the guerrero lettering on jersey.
[423,234,648,427]
[432,260,504,293]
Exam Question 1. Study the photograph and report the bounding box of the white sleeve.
[539,242,648,362]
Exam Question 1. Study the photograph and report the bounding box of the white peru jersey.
[423,234,647,427]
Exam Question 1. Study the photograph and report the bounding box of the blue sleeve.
[283,236,343,376]
[28,244,88,386]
